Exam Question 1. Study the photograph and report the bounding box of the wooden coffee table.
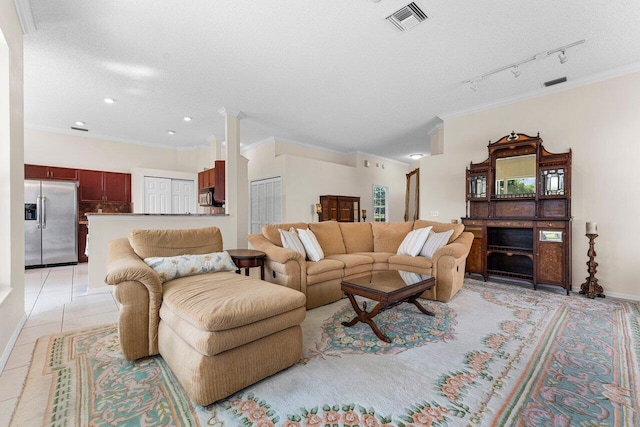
[340,270,436,343]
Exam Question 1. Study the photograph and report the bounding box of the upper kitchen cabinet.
[79,169,131,203]
[25,164,78,180]
[197,160,226,202]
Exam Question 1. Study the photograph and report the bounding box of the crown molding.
[13,0,36,34]
[438,62,640,121]
[218,107,245,120]
[24,124,208,151]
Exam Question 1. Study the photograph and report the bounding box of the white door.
[172,179,196,213]
[250,177,282,234]
[144,177,172,213]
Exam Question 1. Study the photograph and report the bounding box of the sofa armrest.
[248,233,305,264]
[431,232,473,303]
[248,233,306,294]
[106,237,163,360]
[105,238,163,293]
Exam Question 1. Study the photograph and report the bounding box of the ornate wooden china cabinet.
[463,132,572,294]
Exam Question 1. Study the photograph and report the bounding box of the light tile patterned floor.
[0,264,119,427]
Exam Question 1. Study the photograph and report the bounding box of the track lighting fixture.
[557,50,568,64]
[463,39,584,90]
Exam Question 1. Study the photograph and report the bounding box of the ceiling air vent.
[386,2,428,32]
[543,77,567,87]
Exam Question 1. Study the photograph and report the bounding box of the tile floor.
[0,264,119,427]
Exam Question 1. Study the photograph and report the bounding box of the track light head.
[558,50,568,64]
[511,66,521,78]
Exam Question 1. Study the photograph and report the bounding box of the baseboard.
[0,313,28,373]
[598,291,640,302]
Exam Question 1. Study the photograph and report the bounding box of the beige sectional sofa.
[105,227,306,405]
[248,220,473,308]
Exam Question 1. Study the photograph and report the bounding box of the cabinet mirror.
[495,154,536,198]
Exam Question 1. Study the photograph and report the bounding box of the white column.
[218,108,248,248]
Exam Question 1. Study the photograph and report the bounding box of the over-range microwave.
[198,188,214,206]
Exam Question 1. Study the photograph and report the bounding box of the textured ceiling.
[23,0,640,163]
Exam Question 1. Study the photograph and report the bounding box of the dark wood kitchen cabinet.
[78,223,88,263]
[79,169,131,203]
[25,164,78,180]
[197,160,226,201]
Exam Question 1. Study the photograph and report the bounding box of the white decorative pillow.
[398,270,429,285]
[420,229,454,258]
[144,251,237,283]
[297,228,324,262]
[279,227,306,257]
[397,226,432,257]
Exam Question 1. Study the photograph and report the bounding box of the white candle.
[586,222,597,234]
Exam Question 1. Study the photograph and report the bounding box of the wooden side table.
[227,249,266,280]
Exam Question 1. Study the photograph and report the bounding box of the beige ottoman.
[157,272,306,406]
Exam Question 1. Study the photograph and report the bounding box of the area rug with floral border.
[10,278,640,426]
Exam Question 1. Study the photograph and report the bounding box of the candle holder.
[579,233,605,299]
[362,209,367,222]
[315,203,322,222]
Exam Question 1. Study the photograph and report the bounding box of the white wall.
[421,71,640,299]
[0,0,26,370]
[243,139,409,224]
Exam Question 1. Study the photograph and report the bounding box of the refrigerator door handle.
[36,195,42,229]
[41,196,47,229]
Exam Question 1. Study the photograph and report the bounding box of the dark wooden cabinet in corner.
[78,223,88,263]
[462,132,572,294]
[197,160,225,202]
[319,195,360,222]
[25,164,78,180]
[79,169,131,203]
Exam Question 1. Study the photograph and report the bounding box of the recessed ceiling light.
[167,130,176,135]
[75,121,85,126]
[183,116,192,122]
[410,153,424,160]
[104,97,116,104]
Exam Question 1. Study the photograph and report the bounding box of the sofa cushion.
[338,222,373,253]
[306,258,344,275]
[309,221,346,255]
[162,272,306,331]
[144,251,237,283]
[129,227,223,259]
[397,227,432,256]
[278,227,306,257]
[372,221,414,253]
[420,229,455,258]
[160,273,306,356]
[305,259,344,285]
[298,228,324,262]
[325,254,373,269]
[414,220,464,244]
[388,254,433,270]
[262,222,309,246]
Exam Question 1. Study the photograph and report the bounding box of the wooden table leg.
[408,295,435,316]
[341,293,392,343]
[260,265,264,280]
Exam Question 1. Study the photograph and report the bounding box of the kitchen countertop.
[85,213,227,216]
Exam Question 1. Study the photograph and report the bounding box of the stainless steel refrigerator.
[25,180,78,267]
